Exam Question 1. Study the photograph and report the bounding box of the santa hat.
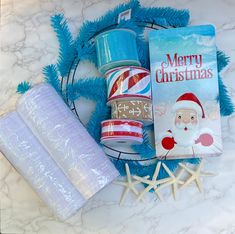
[172,93,205,118]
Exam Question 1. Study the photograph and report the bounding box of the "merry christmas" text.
[155,53,213,83]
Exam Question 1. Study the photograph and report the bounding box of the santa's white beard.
[172,122,199,147]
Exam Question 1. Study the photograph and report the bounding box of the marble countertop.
[1,0,235,233]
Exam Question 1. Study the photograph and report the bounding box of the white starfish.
[160,163,185,200]
[133,162,171,201]
[114,163,149,204]
[179,160,215,193]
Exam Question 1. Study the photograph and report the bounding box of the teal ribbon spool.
[95,29,141,74]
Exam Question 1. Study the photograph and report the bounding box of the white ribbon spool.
[17,83,119,199]
[0,112,85,220]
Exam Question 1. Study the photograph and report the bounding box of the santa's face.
[174,109,198,127]
[173,109,199,147]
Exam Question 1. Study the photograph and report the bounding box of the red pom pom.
[162,137,175,150]
[199,133,214,146]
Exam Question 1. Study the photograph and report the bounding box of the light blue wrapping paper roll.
[95,29,140,74]
[0,112,85,220]
[17,83,119,199]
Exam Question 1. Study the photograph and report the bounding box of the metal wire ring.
[62,21,172,162]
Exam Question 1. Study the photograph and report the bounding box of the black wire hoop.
[62,21,172,162]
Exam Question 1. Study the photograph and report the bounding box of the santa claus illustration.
[160,92,214,151]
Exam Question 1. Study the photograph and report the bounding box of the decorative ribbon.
[101,119,143,145]
[16,83,119,200]
[0,112,86,220]
[111,98,153,125]
[95,29,140,74]
[106,66,151,103]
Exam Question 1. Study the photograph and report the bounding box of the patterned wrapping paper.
[0,112,85,220]
[106,66,151,104]
[111,99,153,125]
[17,83,119,199]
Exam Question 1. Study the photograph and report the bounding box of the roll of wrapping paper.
[16,83,119,199]
[111,99,153,125]
[101,119,143,146]
[0,112,85,220]
[95,29,140,74]
[105,66,151,104]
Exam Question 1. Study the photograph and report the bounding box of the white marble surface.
[1,0,235,233]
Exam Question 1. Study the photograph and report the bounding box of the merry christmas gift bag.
[149,25,222,159]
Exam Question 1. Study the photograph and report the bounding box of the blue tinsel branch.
[75,0,190,69]
[17,81,32,94]
[67,77,107,101]
[111,157,200,177]
[132,127,156,159]
[43,64,61,94]
[76,0,140,46]
[67,77,110,142]
[133,6,190,27]
[216,50,234,116]
[87,102,110,142]
[51,14,77,77]
[218,75,234,116]
[217,50,230,72]
[76,19,146,67]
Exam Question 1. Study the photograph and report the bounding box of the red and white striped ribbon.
[105,66,151,104]
[100,119,143,145]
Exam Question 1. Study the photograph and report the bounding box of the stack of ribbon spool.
[95,28,153,146]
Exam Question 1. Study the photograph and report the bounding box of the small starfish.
[179,160,215,193]
[114,163,149,204]
[160,163,185,200]
[133,162,171,201]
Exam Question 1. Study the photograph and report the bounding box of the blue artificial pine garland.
[17,81,32,94]
[43,64,61,95]
[218,75,234,116]
[132,127,156,159]
[75,0,139,66]
[216,50,234,115]
[133,7,189,27]
[75,0,190,69]
[217,50,230,72]
[87,102,110,142]
[17,0,234,179]
[76,0,140,47]
[77,19,145,67]
[67,77,110,142]
[111,157,200,177]
[51,14,77,77]
[136,38,150,69]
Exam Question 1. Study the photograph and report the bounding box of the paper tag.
[118,9,132,23]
